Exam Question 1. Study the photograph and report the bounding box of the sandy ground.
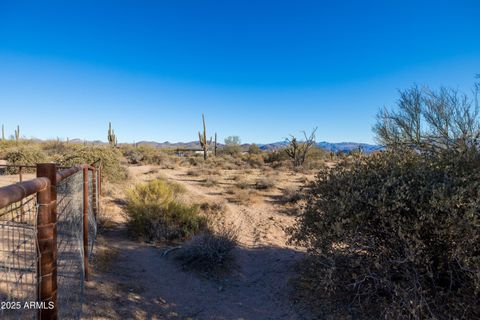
[80,164,313,319]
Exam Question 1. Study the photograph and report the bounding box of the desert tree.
[284,127,317,167]
[373,81,480,154]
[224,136,241,155]
[248,143,261,154]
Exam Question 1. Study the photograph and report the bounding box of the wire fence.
[0,163,101,320]
[0,194,38,319]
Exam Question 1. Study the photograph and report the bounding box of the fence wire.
[56,171,85,319]
[87,170,97,260]
[0,195,38,319]
[0,166,98,320]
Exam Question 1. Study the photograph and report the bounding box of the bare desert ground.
[82,164,313,320]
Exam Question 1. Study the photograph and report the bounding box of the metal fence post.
[37,163,58,320]
[83,165,89,281]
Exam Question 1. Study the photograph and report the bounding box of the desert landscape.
[1,2,479,319]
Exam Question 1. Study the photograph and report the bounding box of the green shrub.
[125,179,206,242]
[3,146,48,173]
[58,145,127,182]
[290,150,480,319]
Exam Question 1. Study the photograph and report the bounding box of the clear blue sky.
[0,1,479,144]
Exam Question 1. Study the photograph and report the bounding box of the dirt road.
[83,165,309,320]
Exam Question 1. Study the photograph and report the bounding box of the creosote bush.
[58,145,127,182]
[125,179,206,242]
[3,146,48,173]
[290,150,480,319]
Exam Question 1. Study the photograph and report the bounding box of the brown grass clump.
[199,201,227,217]
[225,187,257,204]
[202,176,218,187]
[254,177,276,190]
[281,186,303,204]
[174,224,238,276]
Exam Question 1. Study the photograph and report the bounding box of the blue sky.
[0,1,479,144]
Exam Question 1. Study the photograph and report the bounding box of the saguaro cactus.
[214,132,218,157]
[1,124,4,141]
[14,125,20,143]
[198,114,212,160]
[108,122,117,147]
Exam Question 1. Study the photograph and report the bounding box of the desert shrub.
[281,186,303,203]
[290,150,480,319]
[174,225,238,275]
[223,136,242,156]
[3,146,48,173]
[202,176,218,187]
[123,148,144,164]
[245,154,264,168]
[225,187,256,204]
[254,177,276,190]
[125,179,206,242]
[41,140,72,157]
[58,145,127,182]
[199,201,227,217]
[248,143,262,154]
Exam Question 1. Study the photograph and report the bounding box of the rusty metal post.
[83,165,89,281]
[37,163,58,320]
[19,165,23,182]
[91,167,97,219]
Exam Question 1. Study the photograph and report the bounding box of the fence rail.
[0,161,101,320]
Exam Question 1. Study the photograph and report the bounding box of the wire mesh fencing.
[0,163,100,320]
[0,195,38,319]
[56,170,85,319]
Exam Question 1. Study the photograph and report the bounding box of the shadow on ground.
[82,227,311,320]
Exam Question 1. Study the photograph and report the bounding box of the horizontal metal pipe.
[56,166,82,182]
[0,177,50,209]
[0,164,37,169]
[90,159,102,167]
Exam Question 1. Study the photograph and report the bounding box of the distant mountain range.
[256,141,382,153]
[62,139,382,154]
[134,140,382,153]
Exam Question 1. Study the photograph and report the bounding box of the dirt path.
[83,165,309,320]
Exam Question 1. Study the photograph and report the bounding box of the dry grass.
[93,243,120,273]
[225,187,257,204]
[174,225,238,276]
[254,177,276,190]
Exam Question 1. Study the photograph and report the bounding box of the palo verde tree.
[373,81,480,154]
[284,127,317,167]
[198,114,212,160]
[224,136,241,155]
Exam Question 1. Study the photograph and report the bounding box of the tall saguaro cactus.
[214,132,218,156]
[14,125,20,143]
[198,114,212,160]
[1,124,4,141]
[108,122,117,147]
